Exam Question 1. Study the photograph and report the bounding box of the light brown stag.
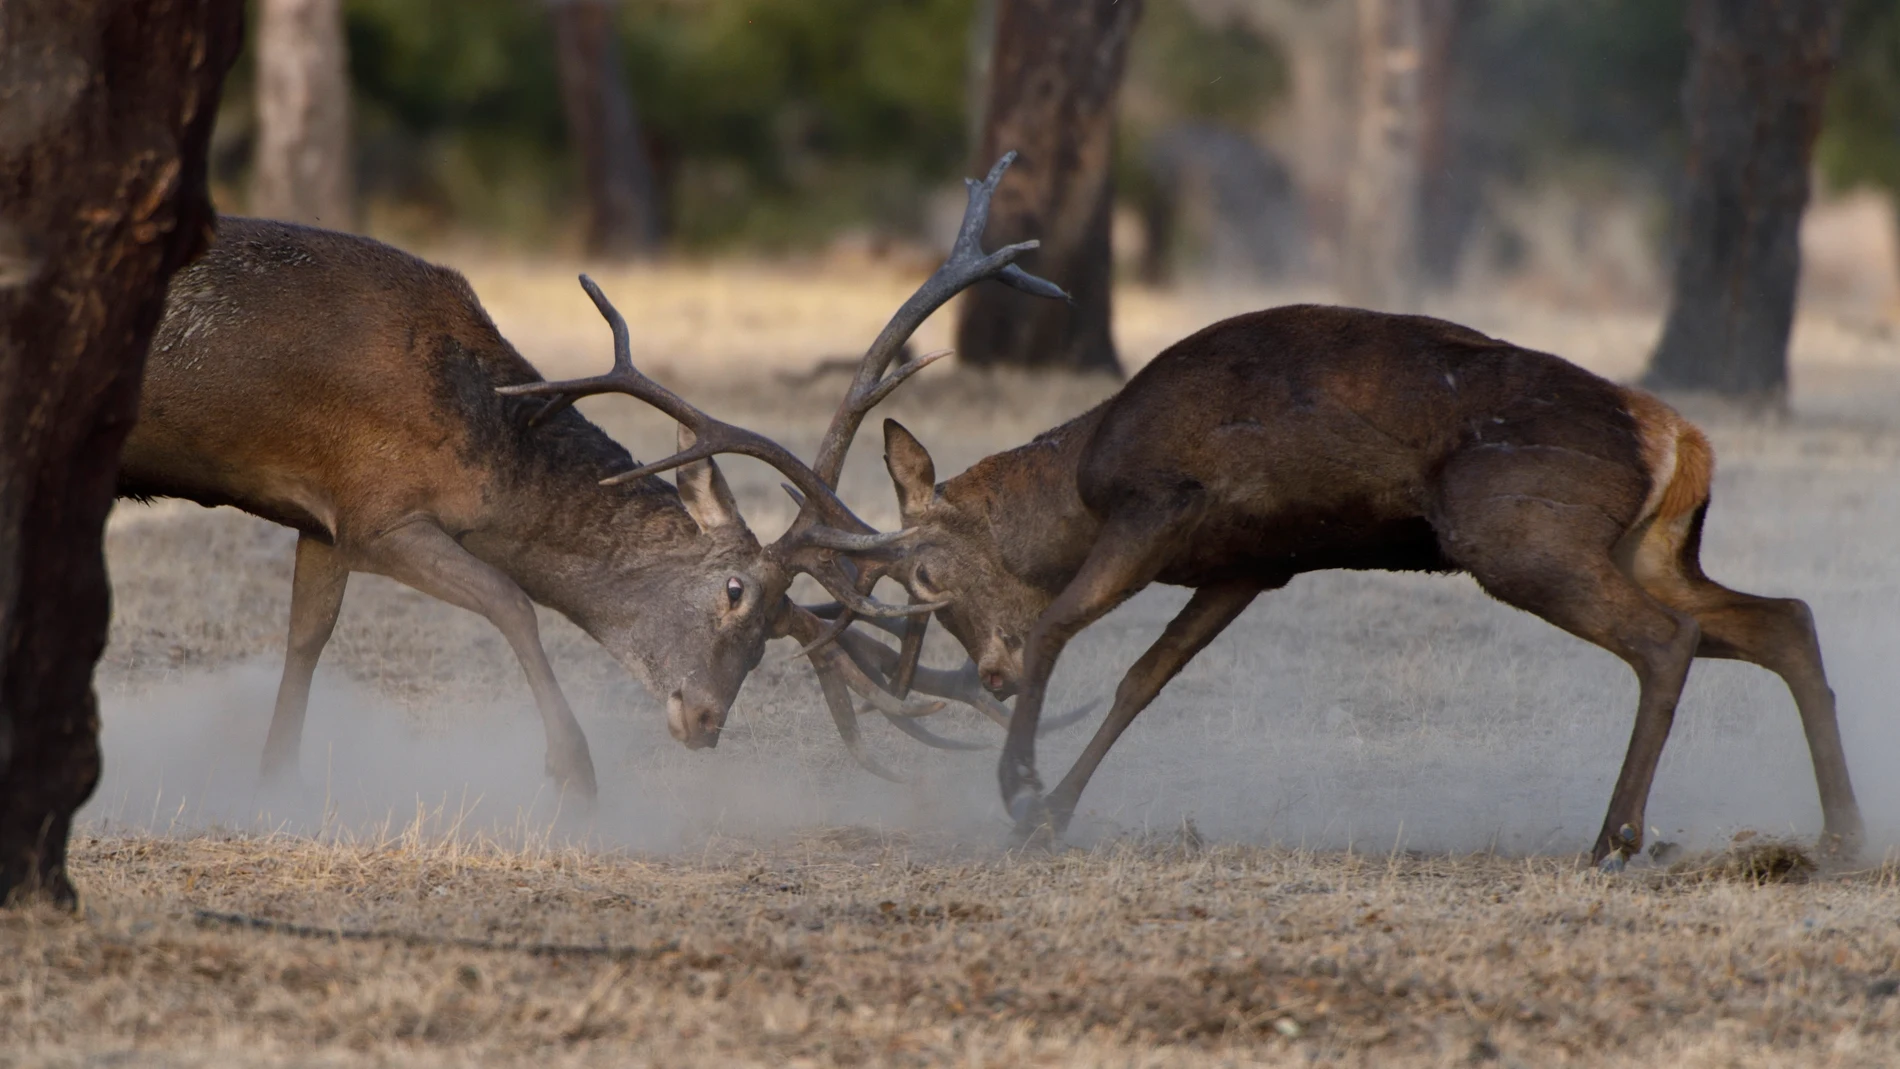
[859,306,1859,867]
[117,155,1061,796]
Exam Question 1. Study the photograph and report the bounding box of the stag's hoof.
[1593,823,1641,873]
[1006,792,1063,848]
[547,748,599,808]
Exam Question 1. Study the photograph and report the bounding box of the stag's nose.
[666,692,723,750]
[979,662,1017,699]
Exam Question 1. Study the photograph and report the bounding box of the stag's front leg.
[362,520,598,803]
[1003,510,1188,839]
[1041,581,1263,835]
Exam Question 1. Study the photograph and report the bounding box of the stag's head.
[879,420,1053,698]
[499,152,1070,767]
[595,444,772,750]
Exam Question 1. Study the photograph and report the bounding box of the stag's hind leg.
[1627,514,1862,853]
[1439,487,1700,866]
[261,533,349,783]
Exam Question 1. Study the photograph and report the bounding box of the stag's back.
[123,218,631,544]
[1084,305,1649,507]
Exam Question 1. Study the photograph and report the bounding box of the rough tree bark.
[1645,0,1846,402]
[251,0,351,226]
[957,0,1141,375]
[0,0,243,907]
[1340,0,1423,310]
[550,0,661,258]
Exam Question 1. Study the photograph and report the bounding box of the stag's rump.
[1077,305,1663,584]
[120,219,552,543]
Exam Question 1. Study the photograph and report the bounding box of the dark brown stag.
[862,306,1860,867]
[118,155,1063,796]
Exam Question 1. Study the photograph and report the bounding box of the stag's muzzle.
[666,691,725,750]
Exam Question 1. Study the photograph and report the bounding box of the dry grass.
[25,260,1900,1065]
[9,824,1900,1067]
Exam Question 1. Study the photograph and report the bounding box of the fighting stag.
[860,306,1860,867]
[117,154,1061,795]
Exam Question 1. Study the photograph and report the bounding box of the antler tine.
[785,602,979,779]
[497,276,880,533]
[494,275,645,426]
[891,612,927,697]
[769,484,947,620]
[802,555,946,619]
[808,151,1072,487]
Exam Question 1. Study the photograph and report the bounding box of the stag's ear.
[674,425,744,534]
[883,419,937,517]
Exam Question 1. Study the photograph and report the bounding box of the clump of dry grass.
[1670,831,1820,885]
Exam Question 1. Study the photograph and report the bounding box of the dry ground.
[9,828,1900,1067]
[9,260,1900,1065]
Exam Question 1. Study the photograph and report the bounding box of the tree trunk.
[1644,0,1846,402]
[957,0,1141,375]
[1340,0,1423,310]
[1414,0,1471,287]
[0,0,243,908]
[1246,0,1362,280]
[551,0,661,258]
[251,0,351,226]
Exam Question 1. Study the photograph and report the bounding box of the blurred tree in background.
[252,0,353,227]
[550,0,662,257]
[958,0,1144,375]
[1646,0,1846,402]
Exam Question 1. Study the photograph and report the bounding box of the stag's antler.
[499,278,878,537]
[808,151,1071,486]
[782,151,1070,686]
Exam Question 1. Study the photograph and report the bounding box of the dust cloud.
[81,570,1900,861]
[84,346,1900,861]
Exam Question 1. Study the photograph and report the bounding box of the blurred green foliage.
[1122,0,1284,130]
[208,0,1898,253]
[336,0,978,248]
[1820,0,1900,205]
[617,0,975,247]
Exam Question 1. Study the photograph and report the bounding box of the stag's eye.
[914,564,935,591]
[725,577,744,608]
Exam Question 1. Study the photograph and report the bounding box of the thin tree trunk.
[0,0,244,908]
[1645,0,1846,402]
[551,0,661,258]
[251,0,351,226]
[1340,0,1423,310]
[957,0,1141,375]
[1414,0,1469,287]
[1247,0,1363,279]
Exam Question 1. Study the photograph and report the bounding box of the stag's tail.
[1619,387,1714,591]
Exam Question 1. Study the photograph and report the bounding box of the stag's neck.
[943,403,1111,595]
[457,426,701,639]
